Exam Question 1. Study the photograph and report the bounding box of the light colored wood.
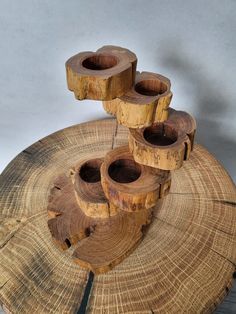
[129,108,196,170]
[101,146,171,211]
[0,119,235,313]
[103,71,172,128]
[66,46,137,100]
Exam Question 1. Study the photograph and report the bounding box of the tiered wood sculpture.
[48,45,196,274]
[1,45,236,314]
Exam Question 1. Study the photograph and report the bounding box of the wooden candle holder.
[101,146,171,211]
[103,71,172,128]
[1,45,236,313]
[129,108,196,170]
[70,158,118,218]
[66,46,137,100]
[46,45,197,273]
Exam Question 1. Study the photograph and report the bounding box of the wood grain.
[97,45,137,81]
[129,108,196,170]
[47,171,153,274]
[0,119,235,313]
[103,71,172,128]
[101,146,171,211]
[66,46,137,100]
[70,158,118,218]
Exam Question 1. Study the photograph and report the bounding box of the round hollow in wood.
[101,146,171,212]
[108,158,142,183]
[97,45,137,81]
[78,159,102,183]
[82,54,118,71]
[66,46,137,100]
[143,123,178,146]
[103,71,173,128]
[70,158,117,218]
[134,79,167,96]
[129,108,196,170]
[0,119,235,313]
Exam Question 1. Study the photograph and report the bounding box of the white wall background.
[0,0,235,181]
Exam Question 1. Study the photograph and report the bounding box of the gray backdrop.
[0,1,235,313]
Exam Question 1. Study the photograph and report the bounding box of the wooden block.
[101,146,171,211]
[129,108,196,170]
[66,46,137,100]
[70,158,118,218]
[103,71,172,128]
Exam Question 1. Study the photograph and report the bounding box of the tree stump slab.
[0,118,236,313]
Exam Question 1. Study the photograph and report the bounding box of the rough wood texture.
[101,146,171,211]
[70,158,118,218]
[97,45,137,81]
[47,147,168,272]
[66,46,137,100]
[103,71,172,128]
[129,108,196,170]
[0,119,235,313]
[47,172,152,274]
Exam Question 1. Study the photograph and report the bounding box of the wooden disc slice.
[129,108,196,170]
[70,158,118,218]
[97,45,137,81]
[101,146,171,211]
[0,119,235,313]
[103,71,172,128]
[66,46,137,100]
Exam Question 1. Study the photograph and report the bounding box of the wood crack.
[23,149,32,155]
[77,271,94,314]
[213,200,236,207]
[111,120,118,149]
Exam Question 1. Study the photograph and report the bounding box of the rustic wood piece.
[129,108,196,170]
[0,119,235,313]
[66,46,137,100]
[103,71,172,128]
[73,207,153,275]
[47,170,153,274]
[101,146,171,211]
[97,45,137,81]
[70,158,118,218]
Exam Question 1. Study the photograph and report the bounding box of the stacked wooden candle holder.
[47,46,196,274]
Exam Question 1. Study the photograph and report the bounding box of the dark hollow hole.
[135,79,167,96]
[108,159,141,183]
[85,228,91,237]
[233,272,236,279]
[65,238,71,248]
[82,54,118,70]
[143,123,178,146]
[84,225,95,237]
[79,160,102,183]
[184,142,188,160]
